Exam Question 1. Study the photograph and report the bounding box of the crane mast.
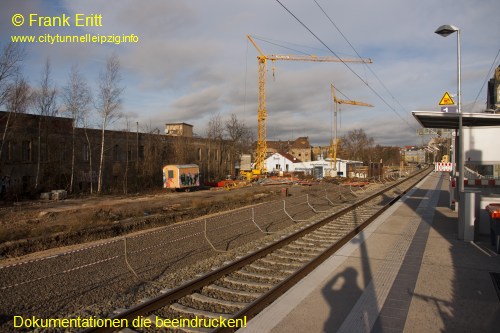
[246,35,373,175]
[330,83,373,176]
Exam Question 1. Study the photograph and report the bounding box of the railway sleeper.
[219,276,273,293]
[257,257,303,270]
[270,252,317,263]
[311,228,342,237]
[290,239,321,247]
[293,239,330,248]
[166,302,230,320]
[232,269,283,284]
[244,262,294,277]
[279,247,321,258]
[179,292,246,314]
[203,284,262,303]
[278,246,321,257]
[319,225,353,232]
[313,230,346,240]
[305,233,340,243]
[248,261,296,275]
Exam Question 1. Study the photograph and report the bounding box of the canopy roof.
[412,111,500,129]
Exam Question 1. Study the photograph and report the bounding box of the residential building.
[256,137,313,162]
[263,152,301,174]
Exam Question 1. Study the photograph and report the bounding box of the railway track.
[81,167,432,333]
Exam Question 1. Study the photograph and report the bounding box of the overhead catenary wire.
[312,0,411,120]
[274,0,416,131]
[472,48,500,110]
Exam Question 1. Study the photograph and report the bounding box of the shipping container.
[162,164,200,190]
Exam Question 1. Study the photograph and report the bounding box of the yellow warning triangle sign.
[439,91,455,105]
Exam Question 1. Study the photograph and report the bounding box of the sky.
[1,0,499,147]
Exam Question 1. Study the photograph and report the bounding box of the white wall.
[463,127,500,163]
[264,153,295,173]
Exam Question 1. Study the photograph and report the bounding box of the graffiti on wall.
[179,167,199,186]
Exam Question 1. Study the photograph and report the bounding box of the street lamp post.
[435,24,464,225]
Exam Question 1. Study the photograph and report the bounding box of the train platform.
[239,172,500,333]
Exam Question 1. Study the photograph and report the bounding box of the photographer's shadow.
[322,267,363,332]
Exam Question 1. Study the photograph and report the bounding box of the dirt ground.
[0,183,299,259]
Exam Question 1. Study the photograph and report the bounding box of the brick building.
[258,137,313,163]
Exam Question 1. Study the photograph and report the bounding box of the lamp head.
[435,24,459,37]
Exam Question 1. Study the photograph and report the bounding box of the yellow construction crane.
[246,35,372,177]
[329,83,373,176]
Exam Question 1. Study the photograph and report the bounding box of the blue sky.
[1,0,499,146]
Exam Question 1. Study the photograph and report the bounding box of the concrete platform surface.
[239,173,500,333]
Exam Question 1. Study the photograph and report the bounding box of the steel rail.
[80,167,431,333]
[214,167,431,332]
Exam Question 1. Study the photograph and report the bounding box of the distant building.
[293,158,363,178]
[289,137,312,162]
[403,146,426,164]
[257,137,312,162]
[263,152,301,173]
[487,65,500,111]
[165,123,193,137]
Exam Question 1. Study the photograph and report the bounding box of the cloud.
[2,0,499,148]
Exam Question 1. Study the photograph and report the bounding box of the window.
[83,144,89,162]
[168,170,174,178]
[40,143,48,162]
[22,140,31,162]
[113,145,119,161]
[0,141,5,161]
[9,142,16,161]
[139,146,144,160]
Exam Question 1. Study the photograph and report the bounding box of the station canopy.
[412,111,500,129]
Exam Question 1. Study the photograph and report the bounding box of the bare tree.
[0,75,30,159]
[341,128,374,163]
[206,113,225,180]
[32,59,58,189]
[225,113,252,175]
[82,114,95,194]
[0,43,25,163]
[62,65,92,194]
[225,113,252,151]
[96,54,123,194]
[0,43,25,107]
[207,112,224,140]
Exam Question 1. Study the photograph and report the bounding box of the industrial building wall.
[0,112,236,198]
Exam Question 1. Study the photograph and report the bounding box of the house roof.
[265,151,302,163]
[280,151,302,163]
[165,122,193,127]
[266,140,290,150]
[291,137,311,149]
